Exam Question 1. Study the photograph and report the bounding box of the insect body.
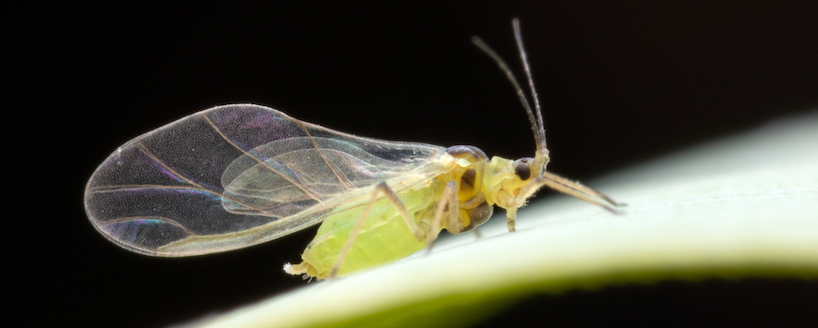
[84,19,621,280]
[285,145,495,278]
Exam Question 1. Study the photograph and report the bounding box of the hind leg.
[425,181,460,253]
[329,181,425,278]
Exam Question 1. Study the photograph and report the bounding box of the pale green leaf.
[187,111,818,328]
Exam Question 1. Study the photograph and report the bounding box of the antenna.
[512,18,546,151]
[471,19,547,153]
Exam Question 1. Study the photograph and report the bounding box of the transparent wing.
[85,104,449,256]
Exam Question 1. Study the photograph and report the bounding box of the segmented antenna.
[471,18,547,153]
[512,18,546,151]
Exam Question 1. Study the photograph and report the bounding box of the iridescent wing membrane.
[85,104,448,256]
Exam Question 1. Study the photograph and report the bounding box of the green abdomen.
[300,181,442,278]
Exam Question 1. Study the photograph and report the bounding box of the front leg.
[506,207,518,232]
[502,171,624,233]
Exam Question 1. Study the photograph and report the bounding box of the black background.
[11,2,818,327]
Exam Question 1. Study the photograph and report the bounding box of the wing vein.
[201,114,323,202]
[102,215,199,236]
[132,144,281,217]
[297,120,355,191]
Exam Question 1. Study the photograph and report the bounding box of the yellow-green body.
[300,179,444,278]
[287,146,541,279]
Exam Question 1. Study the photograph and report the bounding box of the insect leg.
[426,181,459,253]
[329,181,424,278]
[541,172,625,207]
[520,172,623,215]
[506,208,518,232]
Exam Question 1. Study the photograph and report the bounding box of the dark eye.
[514,163,531,180]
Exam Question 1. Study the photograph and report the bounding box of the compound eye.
[514,162,531,180]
